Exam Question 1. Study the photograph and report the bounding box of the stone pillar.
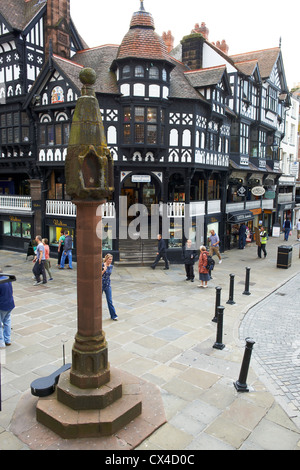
[70,199,110,389]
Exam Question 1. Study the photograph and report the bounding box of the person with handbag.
[198,245,210,288]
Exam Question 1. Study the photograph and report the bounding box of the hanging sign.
[251,186,265,196]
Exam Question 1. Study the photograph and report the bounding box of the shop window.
[49,226,74,246]
[22,223,31,238]
[2,221,11,236]
[11,221,21,237]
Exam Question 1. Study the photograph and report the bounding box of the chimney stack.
[191,22,209,40]
[214,39,229,55]
[45,0,71,58]
[162,30,174,53]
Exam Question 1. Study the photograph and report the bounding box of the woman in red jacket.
[198,245,210,288]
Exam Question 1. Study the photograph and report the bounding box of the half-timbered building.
[0,0,291,262]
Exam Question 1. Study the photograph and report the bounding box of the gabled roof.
[184,65,231,96]
[0,0,45,32]
[230,47,280,80]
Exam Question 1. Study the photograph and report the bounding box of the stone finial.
[65,68,114,200]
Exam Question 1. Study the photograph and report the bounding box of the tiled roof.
[184,65,227,88]
[230,48,280,79]
[70,45,120,95]
[117,6,170,62]
[0,0,45,31]
[234,59,259,77]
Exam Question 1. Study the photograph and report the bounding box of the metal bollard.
[243,267,251,295]
[212,286,222,322]
[213,305,225,350]
[234,337,255,392]
[226,273,236,304]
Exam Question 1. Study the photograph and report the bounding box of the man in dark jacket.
[0,271,15,348]
[151,234,169,270]
[60,231,73,269]
[182,239,197,282]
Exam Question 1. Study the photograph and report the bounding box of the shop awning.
[227,210,254,224]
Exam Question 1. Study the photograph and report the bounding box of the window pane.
[135,124,144,143]
[22,223,31,238]
[147,124,157,144]
[11,221,21,237]
[149,66,159,79]
[147,108,157,122]
[123,65,130,78]
[123,107,131,122]
[48,126,54,145]
[123,124,131,144]
[55,125,62,145]
[14,127,20,143]
[22,127,29,142]
[40,125,46,145]
[63,123,69,144]
[1,128,6,143]
[135,107,144,122]
[3,221,11,236]
[135,65,144,77]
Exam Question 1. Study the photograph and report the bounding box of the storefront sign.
[131,175,151,183]
[237,186,246,197]
[264,190,276,199]
[251,186,265,196]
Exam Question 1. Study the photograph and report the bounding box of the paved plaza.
[0,235,300,450]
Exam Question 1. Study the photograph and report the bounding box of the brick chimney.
[191,22,209,40]
[162,30,174,53]
[214,39,229,55]
[45,0,71,58]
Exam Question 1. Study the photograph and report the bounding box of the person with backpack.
[198,245,211,288]
[59,231,73,269]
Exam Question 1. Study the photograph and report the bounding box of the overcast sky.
[70,0,299,90]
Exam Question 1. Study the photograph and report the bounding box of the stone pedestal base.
[35,368,141,439]
[10,368,166,449]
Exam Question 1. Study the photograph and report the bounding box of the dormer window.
[149,66,159,79]
[242,79,252,103]
[267,86,277,113]
[122,65,130,78]
[162,69,167,81]
[135,65,144,77]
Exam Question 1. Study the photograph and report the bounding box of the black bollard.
[234,337,255,392]
[226,273,236,304]
[243,267,251,295]
[212,286,222,322]
[213,305,225,350]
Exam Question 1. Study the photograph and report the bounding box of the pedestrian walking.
[238,223,247,249]
[283,218,291,241]
[297,219,300,241]
[0,269,15,348]
[32,235,47,285]
[257,226,268,258]
[182,239,197,282]
[42,238,53,280]
[60,231,73,269]
[151,234,169,270]
[57,229,65,267]
[198,245,210,288]
[208,230,222,263]
[102,254,118,321]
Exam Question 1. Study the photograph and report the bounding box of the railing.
[0,195,32,211]
[45,200,115,218]
[46,200,76,217]
[167,202,185,217]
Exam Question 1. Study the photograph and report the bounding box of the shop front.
[45,216,76,260]
[0,213,34,253]
[226,210,254,249]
